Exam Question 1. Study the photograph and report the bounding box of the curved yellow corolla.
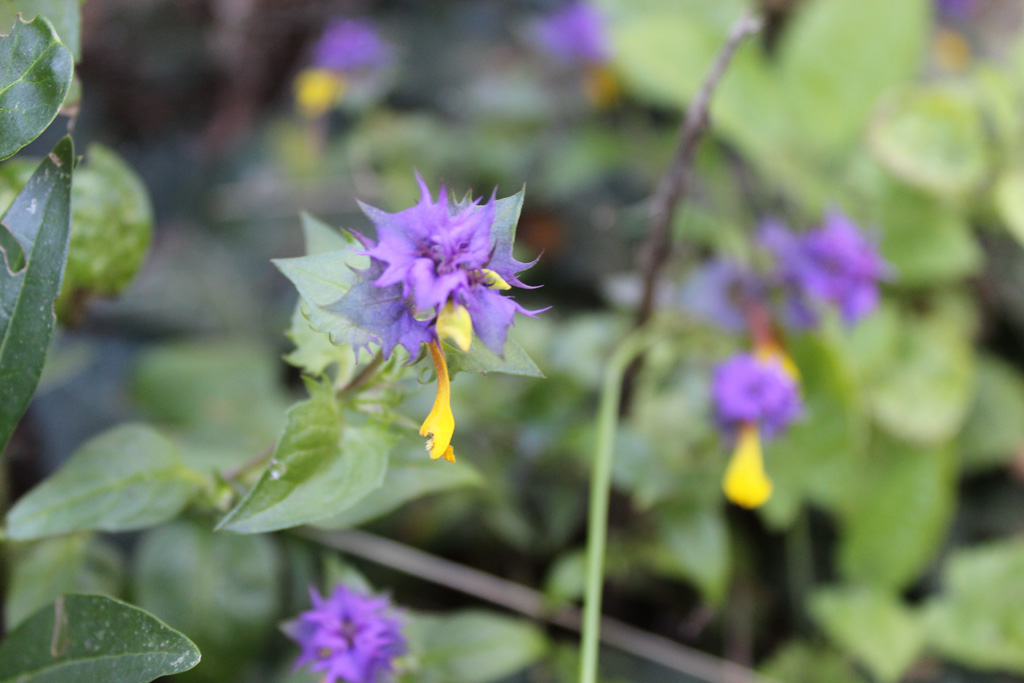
[723,423,772,509]
[294,68,346,119]
[420,341,456,463]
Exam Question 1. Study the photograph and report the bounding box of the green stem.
[579,330,654,683]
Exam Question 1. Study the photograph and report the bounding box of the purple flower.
[338,173,542,358]
[533,2,612,67]
[712,353,801,440]
[762,212,888,327]
[284,585,406,683]
[936,0,980,19]
[678,258,761,332]
[313,19,391,73]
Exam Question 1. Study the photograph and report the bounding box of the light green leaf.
[283,303,357,380]
[959,354,1024,472]
[810,586,923,683]
[314,443,482,529]
[869,314,975,445]
[779,0,929,157]
[217,378,394,533]
[444,336,543,378]
[0,0,81,60]
[0,594,200,683]
[0,137,72,454]
[133,521,276,683]
[869,86,989,195]
[0,16,72,160]
[58,143,152,319]
[921,539,1024,673]
[648,504,730,605]
[300,211,350,256]
[761,641,866,683]
[408,610,547,683]
[6,534,122,628]
[5,424,202,540]
[838,433,957,589]
[995,169,1024,249]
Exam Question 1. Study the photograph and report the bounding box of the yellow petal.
[480,268,511,291]
[723,424,772,509]
[437,302,473,352]
[419,341,456,462]
[755,342,800,382]
[294,69,346,119]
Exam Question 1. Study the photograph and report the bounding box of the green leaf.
[0,17,72,161]
[6,534,122,628]
[921,539,1024,673]
[869,86,989,195]
[0,594,200,683]
[648,504,730,605]
[58,144,152,317]
[300,211,350,256]
[838,432,957,590]
[869,313,975,445]
[4,424,202,540]
[810,586,923,683]
[0,136,72,454]
[283,303,357,380]
[217,378,394,533]
[314,442,482,529]
[407,610,547,683]
[959,355,1024,472]
[133,521,276,683]
[995,168,1024,249]
[779,0,929,157]
[761,641,866,683]
[444,336,543,378]
[0,0,81,60]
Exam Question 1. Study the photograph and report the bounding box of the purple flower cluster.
[712,354,801,440]
[284,585,407,683]
[313,19,392,73]
[338,174,541,358]
[533,2,612,67]
[935,0,980,19]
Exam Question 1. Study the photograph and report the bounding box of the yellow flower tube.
[420,341,456,463]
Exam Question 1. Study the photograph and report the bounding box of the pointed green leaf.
[0,137,72,454]
[0,16,72,160]
[0,594,200,683]
[218,378,394,533]
[0,1,82,60]
[300,211,350,256]
[444,337,543,378]
[810,586,923,683]
[5,424,202,540]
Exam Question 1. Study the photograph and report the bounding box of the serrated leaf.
[810,586,923,683]
[283,303,357,379]
[921,539,1024,673]
[869,86,988,195]
[0,594,200,683]
[0,137,72,454]
[0,16,72,160]
[133,521,277,683]
[407,610,547,683]
[5,424,202,540]
[313,443,482,529]
[0,0,81,60]
[218,378,394,533]
[6,534,122,628]
[444,336,543,378]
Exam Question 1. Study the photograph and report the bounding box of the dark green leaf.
[407,610,547,683]
[0,594,200,683]
[648,504,730,605]
[313,442,482,529]
[0,0,81,60]
[218,378,394,533]
[0,137,72,454]
[6,534,122,628]
[921,539,1024,673]
[0,17,72,160]
[5,424,202,539]
[133,521,277,683]
[810,586,923,683]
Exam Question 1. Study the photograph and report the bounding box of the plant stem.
[579,330,654,683]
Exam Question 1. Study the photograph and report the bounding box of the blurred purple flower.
[313,19,392,73]
[712,353,801,440]
[340,173,542,358]
[678,258,759,332]
[284,585,406,683]
[762,211,888,327]
[533,2,612,67]
[936,0,980,19]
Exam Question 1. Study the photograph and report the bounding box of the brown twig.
[622,10,764,412]
[298,528,777,683]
